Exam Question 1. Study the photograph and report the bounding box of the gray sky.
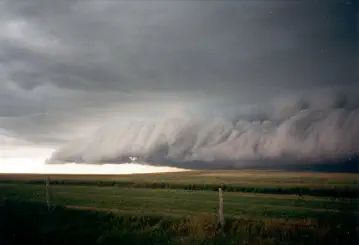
[0,0,358,165]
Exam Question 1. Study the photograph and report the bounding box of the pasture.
[0,170,358,245]
[1,170,358,197]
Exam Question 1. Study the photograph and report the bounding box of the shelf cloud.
[0,0,357,170]
[51,89,359,168]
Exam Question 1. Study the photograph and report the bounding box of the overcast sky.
[0,0,357,166]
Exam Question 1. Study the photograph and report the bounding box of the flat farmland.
[1,170,358,245]
[1,170,358,188]
[1,170,358,197]
[0,184,357,222]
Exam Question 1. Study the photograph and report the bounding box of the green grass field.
[1,170,358,197]
[1,170,358,245]
[2,170,358,188]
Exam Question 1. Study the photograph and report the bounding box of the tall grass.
[1,200,357,245]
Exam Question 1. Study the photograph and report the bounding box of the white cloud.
[1,19,70,55]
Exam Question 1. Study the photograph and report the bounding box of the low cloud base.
[50,88,359,172]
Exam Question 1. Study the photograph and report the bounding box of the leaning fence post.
[218,187,225,228]
[45,177,52,210]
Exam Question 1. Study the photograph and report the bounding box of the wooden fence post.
[45,177,52,210]
[218,187,225,228]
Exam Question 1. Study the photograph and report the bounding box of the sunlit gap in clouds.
[0,148,187,175]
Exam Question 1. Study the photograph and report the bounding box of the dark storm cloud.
[0,0,357,167]
[50,88,359,166]
[1,0,356,93]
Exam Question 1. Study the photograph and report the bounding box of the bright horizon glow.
[0,158,188,175]
[0,147,188,175]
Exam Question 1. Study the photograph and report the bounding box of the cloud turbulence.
[51,89,359,168]
[0,0,357,170]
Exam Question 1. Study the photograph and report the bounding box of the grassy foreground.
[0,200,357,245]
[1,184,357,223]
[0,170,358,244]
